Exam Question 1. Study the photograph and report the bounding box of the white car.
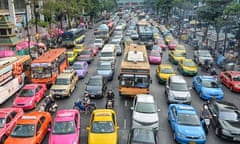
[93,38,104,49]
[131,94,160,131]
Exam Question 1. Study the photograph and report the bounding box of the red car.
[0,107,24,143]
[88,44,99,56]
[220,71,240,92]
[13,84,47,110]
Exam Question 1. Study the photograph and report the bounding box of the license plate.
[91,95,95,98]
[55,95,61,98]
[190,142,196,144]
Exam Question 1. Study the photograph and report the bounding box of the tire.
[0,135,7,144]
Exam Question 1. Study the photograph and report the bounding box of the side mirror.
[86,127,90,131]
[130,107,134,110]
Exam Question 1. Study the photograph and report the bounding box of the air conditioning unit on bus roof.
[127,51,144,62]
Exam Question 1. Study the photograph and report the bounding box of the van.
[100,44,116,64]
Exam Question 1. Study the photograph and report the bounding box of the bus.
[31,48,68,86]
[61,28,85,48]
[0,55,31,104]
[118,44,151,97]
[137,20,154,49]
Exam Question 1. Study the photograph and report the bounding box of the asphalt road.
[1,21,240,144]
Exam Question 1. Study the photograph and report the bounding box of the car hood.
[133,111,158,123]
[14,96,34,104]
[88,133,117,144]
[97,70,112,75]
[159,73,175,79]
[202,87,223,95]
[220,120,240,133]
[49,133,78,144]
[5,137,35,144]
[182,66,197,72]
[177,125,204,137]
[86,86,102,91]
[51,85,69,90]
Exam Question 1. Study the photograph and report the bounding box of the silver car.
[131,94,160,131]
[165,75,192,104]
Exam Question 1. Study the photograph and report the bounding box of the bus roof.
[120,44,150,72]
[32,48,66,63]
[137,20,151,26]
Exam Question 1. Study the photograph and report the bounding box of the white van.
[100,44,116,64]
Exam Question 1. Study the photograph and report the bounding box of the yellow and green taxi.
[67,51,77,65]
[174,44,186,55]
[73,43,87,55]
[156,64,176,84]
[178,59,198,76]
[164,34,174,43]
[87,109,119,144]
[168,51,186,65]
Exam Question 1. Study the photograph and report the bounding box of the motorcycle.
[73,100,96,114]
[105,99,114,109]
[201,117,211,134]
[43,102,58,114]
[201,63,211,73]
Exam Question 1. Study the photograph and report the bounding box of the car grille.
[175,97,187,100]
[186,136,201,139]
[53,90,64,93]
[17,104,25,106]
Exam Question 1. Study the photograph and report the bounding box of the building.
[116,0,145,8]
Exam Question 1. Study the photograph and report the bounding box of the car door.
[37,116,47,143]
[169,106,177,130]
[222,72,229,86]
[83,62,88,75]
[195,77,201,92]
[226,73,232,87]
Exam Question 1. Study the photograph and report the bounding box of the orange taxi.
[4,111,51,144]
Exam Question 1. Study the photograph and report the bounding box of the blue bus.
[61,28,85,48]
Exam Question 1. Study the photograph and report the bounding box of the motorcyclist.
[83,93,90,114]
[200,104,212,121]
[45,94,55,112]
[210,68,217,76]
[106,89,115,107]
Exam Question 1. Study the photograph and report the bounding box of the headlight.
[169,92,175,98]
[222,129,231,135]
[199,134,205,139]
[177,131,184,138]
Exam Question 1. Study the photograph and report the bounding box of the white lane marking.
[125,100,127,107]
[124,119,127,129]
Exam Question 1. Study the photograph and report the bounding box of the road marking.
[125,100,128,107]
[124,119,127,129]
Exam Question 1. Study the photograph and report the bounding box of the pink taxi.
[13,84,47,110]
[168,40,178,50]
[48,109,80,144]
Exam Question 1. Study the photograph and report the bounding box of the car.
[110,37,122,45]
[84,75,107,98]
[73,43,87,55]
[0,108,24,143]
[72,61,88,79]
[93,38,104,49]
[193,50,214,65]
[48,109,80,144]
[130,31,139,40]
[155,38,167,50]
[168,51,186,65]
[220,71,240,92]
[123,36,133,48]
[5,111,51,144]
[156,64,176,84]
[165,75,192,104]
[168,40,178,50]
[13,84,47,110]
[178,59,198,76]
[50,69,78,98]
[67,51,78,65]
[127,128,159,144]
[174,44,186,55]
[96,62,115,81]
[168,104,206,144]
[148,51,162,64]
[207,100,240,142]
[88,44,99,56]
[192,75,224,100]
[164,34,174,43]
[131,94,160,131]
[151,45,163,55]
[153,33,161,40]
[77,49,94,64]
[86,109,119,144]
[115,44,123,56]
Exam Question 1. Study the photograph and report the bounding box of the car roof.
[0,107,21,117]
[214,101,238,111]
[90,75,103,79]
[99,61,112,65]
[198,75,215,81]
[17,111,47,124]
[57,72,74,79]
[92,109,115,121]
[173,104,196,114]
[55,109,78,122]
[136,94,155,103]
[170,75,186,83]
[22,84,40,89]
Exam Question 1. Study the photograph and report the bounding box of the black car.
[208,100,240,142]
[84,75,107,98]
[127,128,158,144]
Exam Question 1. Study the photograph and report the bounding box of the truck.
[94,20,115,44]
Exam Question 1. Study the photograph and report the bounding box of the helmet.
[204,105,208,110]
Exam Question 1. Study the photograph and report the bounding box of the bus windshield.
[120,74,149,88]
[31,66,52,79]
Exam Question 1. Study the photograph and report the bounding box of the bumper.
[168,97,191,104]
[181,70,198,76]
[218,132,240,142]
[88,93,103,98]
[149,60,161,64]
[176,135,206,144]
[200,93,224,100]
[132,120,159,131]
[157,76,167,84]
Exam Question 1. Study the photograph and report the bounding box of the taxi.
[48,109,80,144]
[87,109,119,144]
[156,64,176,84]
[174,44,186,55]
[5,111,51,144]
[0,107,24,144]
[67,51,78,65]
[178,59,198,76]
[168,51,186,65]
[73,43,86,55]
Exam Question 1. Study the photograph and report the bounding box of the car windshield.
[98,64,111,70]
[183,61,195,67]
[101,52,113,57]
[136,102,157,113]
[174,52,184,57]
[52,121,75,134]
[73,63,83,70]
[95,39,102,43]
[19,89,34,97]
[0,118,5,128]
[233,76,240,81]
[199,51,211,57]
[152,46,161,51]
[55,78,70,85]
[178,113,201,126]
[88,78,102,86]
[202,80,219,88]
[150,52,160,57]
[81,51,91,55]
[132,129,156,144]
[11,124,35,137]
[219,110,240,121]
[160,68,174,74]
[91,121,114,133]
[170,83,188,91]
